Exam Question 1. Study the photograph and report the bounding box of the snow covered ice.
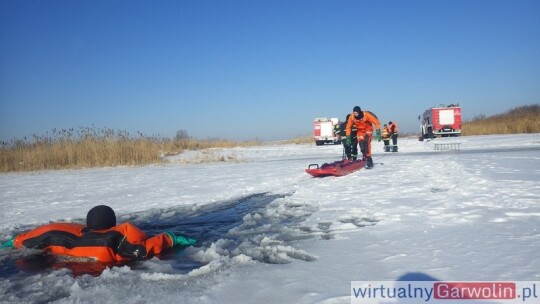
[0,134,539,304]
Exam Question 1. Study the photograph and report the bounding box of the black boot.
[392,146,398,152]
[365,157,374,169]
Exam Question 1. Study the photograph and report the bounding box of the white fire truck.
[313,118,341,146]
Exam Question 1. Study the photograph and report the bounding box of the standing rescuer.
[339,114,358,160]
[388,121,398,152]
[1,205,196,263]
[345,106,382,169]
[382,124,391,152]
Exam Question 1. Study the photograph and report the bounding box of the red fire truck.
[419,104,462,140]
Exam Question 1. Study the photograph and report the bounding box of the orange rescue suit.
[345,111,381,137]
[13,222,174,263]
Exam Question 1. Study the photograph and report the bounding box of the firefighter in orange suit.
[1,205,196,263]
[388,121,398,152]
[345,106,381,169]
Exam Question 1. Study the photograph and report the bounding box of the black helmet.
[86,205,116,230]
[353,106,361,113]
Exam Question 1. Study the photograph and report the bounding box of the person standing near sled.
[388,121,398,152]
[1,205,196,263]
[339,114,358,160]
[345,106,381,168]
[382,124,391,152]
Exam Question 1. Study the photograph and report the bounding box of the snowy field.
[1,134,539,304]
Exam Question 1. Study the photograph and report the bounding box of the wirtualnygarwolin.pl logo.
[351,281,539,303]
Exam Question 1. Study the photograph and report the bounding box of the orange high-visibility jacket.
[389,122,398,134]
[13,222,174,263]
[346,111,381,137]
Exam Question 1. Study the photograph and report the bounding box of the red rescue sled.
[305,159,366,177]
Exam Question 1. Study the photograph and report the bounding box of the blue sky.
[1,0,539,142]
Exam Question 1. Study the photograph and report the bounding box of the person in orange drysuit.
[345,106,381,168]
[1,205,196,263]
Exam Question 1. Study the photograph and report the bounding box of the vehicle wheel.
[427,127,435,138]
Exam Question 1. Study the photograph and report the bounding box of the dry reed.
[281,135,313,144]
[462,104,540,136]
[0,127,260,172]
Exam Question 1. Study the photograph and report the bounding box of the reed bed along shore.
[462,104,540,135]
[0,127,260,172]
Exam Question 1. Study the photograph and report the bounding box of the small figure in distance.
[382,124,391,152]
[388,121,399,152]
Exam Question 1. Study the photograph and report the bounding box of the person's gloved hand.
[376,129,382,142]
[165,232,196,247]
[1,237,14,249]
[345,136,351,146]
